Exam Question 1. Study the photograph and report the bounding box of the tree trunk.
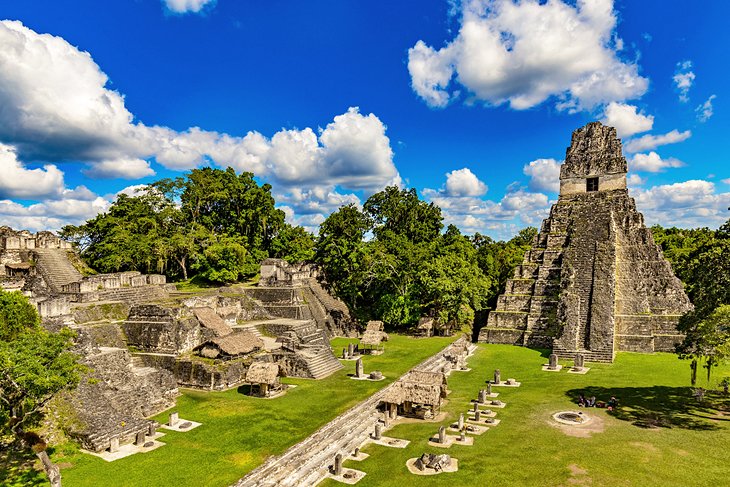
[179,256,188,280]
[690,359,698,386]
[36,451,61,487]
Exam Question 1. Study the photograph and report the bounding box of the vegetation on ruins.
[0,289,82,487]
[653,219,730,384]
[61,167,315,283]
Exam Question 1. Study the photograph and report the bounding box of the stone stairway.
[300,347,344,379]
[33,248,83,293]
[552,344,614,363]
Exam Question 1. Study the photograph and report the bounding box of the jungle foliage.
[652,219,730,384]
[61,168,315,284]
[315,185,536,331]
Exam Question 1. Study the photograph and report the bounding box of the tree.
[0,290,81,487]
[270,224,315,263]
[663,218,730,384]
[677,305,730,385]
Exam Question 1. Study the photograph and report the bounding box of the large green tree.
[0,289,81,487]
[656,218,730,385]
[62,167,297,284]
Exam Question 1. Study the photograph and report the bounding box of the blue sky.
[0,0,727,239]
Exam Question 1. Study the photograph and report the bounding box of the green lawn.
[51,334,454,487]
[320,344,730,487]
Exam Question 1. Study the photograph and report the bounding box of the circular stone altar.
[552,411,592,425]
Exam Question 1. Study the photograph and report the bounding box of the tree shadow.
[237,384,253,395]
[0,448,47,486]
[565,386,730,431]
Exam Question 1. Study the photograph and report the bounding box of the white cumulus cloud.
[0,144,65,199]
[696,94,716,123]
[407,0,648,111]
[624,129,691,153]
[633,180,730,228]
[601,102,654,137]
[163,0,216,14]
[673,60,695,102]
[629,152,684,173]
[443,168,488,197]
[82,158,156,179]
[523,158,561,193]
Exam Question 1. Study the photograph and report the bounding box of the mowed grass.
[54,334,454,487]
[321,344,730,487]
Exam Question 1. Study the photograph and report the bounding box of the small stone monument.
[354,447,360,457]
[135,430,145,446]
[374,423,382,440]
[438,425,446,444]
[348,343,355,358]
[383,411,390,427]
[575,353,585,369]
[487,382,492,395]
[460,430,466,442]
[478,389,487,404]
[334,453,343,476]
[148,423,156,436]
[109,436,119,453]
[473,401,478,412]
[548,353,559,370]
[169,412,179,427]
[494,369,501,384]
[458,413,464,430]
[342,348,347,359]
[475,410,481,421]
[369,370,383,380]
[355,357,364,378]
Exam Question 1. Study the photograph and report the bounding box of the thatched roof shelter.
[193,307,233,337]
[365,320,384,332]
[381,381,442,407]
[403,370,446,388]
[246,362,280,385]
[196,331,263,359]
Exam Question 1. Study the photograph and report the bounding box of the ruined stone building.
[479,122,692,362]
[1,229,356,453]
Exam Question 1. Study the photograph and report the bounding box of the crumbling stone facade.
[479,122,692,361]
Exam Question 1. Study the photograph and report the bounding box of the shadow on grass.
[0,447,46,487]
[566,386,730,431]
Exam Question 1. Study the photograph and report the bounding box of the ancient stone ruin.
[479,122,692,362]
[1,229,360,454]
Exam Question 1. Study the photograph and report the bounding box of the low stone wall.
[123,304,210,354]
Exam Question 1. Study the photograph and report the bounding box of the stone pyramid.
[478,122,692,362]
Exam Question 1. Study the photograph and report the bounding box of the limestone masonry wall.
[479,122,692,361]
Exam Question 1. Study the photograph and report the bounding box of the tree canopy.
[653,219,730,384]
[61,167,314,284]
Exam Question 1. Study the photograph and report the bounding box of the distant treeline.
[61,167,536,331]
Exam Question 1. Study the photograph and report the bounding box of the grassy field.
[48,334,454,487]
[320,344,730,487]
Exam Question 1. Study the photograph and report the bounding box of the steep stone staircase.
[299,347,343,379]
[33,248,83,293]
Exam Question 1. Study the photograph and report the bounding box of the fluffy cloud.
[0,21,400,193]
[407,0,648,111]
[673,60,695,102]
[633,180,730,228]
[601,102,654,137]
[442,168,488,197]
[623,129,691,153]
[0,144,65,199]
[424,167,550,238]
[523,158,561,193]
[275,186,361,233]
[627,173,645,187]
[629,152,684,173]
[82,158,156,179]
[163,0,216,14]
[696,94,716,123]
